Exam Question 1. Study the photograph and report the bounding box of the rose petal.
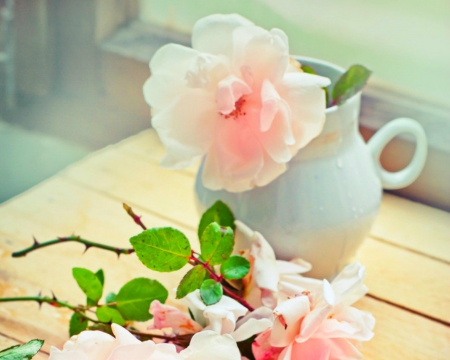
[331,263,368,306]
[279,72,331,154]
[181,331,241,360]
[231,317,273,342]
[108,342,157,360]
[253,330,284,360]
[152,90,217,169]
[298,304,333,342]
[276,259,312,275]
[192,14,253,58]
[49,348,88,360]
[216,74,252,115]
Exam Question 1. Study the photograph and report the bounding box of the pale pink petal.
[276,259,311,275]
[271,296,310,347]
[290,339,331,360]
[234,27,289,85]
[216,74,252,115]
[149,300,203,335]
[232,317,273,342]
[278,72,330,154]
[181,331,241,360]
[49,347,88,360]
[144,44,199,111]
[192,14,253,57]
[148,343,183,360]
[323,280,336,306]
[298,304,333,342]
[111,324,141,345]
[331,263,368,306]
[108,342,157,360]
[152,90,217,169]
[323,338,363,360]
[253,330,284,360]
[202,118,263,192]
[62,331,116,359]
[254,152,287,187]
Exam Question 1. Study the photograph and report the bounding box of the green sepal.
[0,339,44,360]
[176,265,208,299]
[301,65,316,74]
[220,255,250,280]
[198,201,235,239]
[200,223,234,265]
[72,267,103,303]
[105,292,117,305]
[130,228,191,272]
[69,312,88,336]
[116,277,168,321]
[96,306,126,326]
[199,279,223,305]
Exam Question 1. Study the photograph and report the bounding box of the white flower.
[235,220,312,309]
[143,14,330,192]
[183,290,272,342]
[180,331,241,360]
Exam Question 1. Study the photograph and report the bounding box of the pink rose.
[143,14,330,192]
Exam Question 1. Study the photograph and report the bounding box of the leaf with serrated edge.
[221,255,250,280]
[200,223,234,265]
[96,306,126,326]
[176,265,208,299]
[332,64,372,105]
[72,267,103,303]
[198,201,235,239]
[69,312,88,336]
[116,277,168,321]
[130,228,191,272]
[200,279,223,305]
[0,339,44,360]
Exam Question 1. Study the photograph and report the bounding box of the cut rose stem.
[122,203,147,231]
[12,235,135,258]
[190,252,255,312]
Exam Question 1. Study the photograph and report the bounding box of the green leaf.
[72,267,103,303]
[95,269,105,286]
[220,255,250,280]
[200,279,223,305]
[116,278,168,321]
[0,339,44,360]
[130,228,191,272]
[198,201,235,239]
[301,65,316,74]
[332,64,372,105]
[87,323,113,335]
[176,265,208,299]
[96,306,126,326]
[105,292,116,304]
[69,312,88,336]
[200,223,234,265]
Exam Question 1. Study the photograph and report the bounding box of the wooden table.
[0,129,449,359]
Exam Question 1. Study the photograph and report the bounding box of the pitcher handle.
[367,117,427,190]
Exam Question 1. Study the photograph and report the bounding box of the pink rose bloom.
[253,263,375,360]
[49,324,241,360]
[143,14,330,192]
[149,300,203,335]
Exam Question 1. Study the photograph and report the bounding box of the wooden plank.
[371,193,450,263]
[0,334,47,360]
[358,297,450,360]
[62,150,200,230]
[360,237,450,323]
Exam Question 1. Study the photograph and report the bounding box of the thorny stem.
[127,329,193,347]
[0,296,103,324]
[190,252,255,312]
[123,203,147,231]
[12,236,135,258]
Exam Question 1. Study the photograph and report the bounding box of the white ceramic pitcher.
[195,57,427,280]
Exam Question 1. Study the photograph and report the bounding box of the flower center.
[222,97,247,120]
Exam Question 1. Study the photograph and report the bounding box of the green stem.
[12,235,135,258]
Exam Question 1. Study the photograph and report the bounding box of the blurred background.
[1,0,449,207]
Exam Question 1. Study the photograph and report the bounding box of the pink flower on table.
[143,14,330,192]
[49,324,242,360]
[235,220,312,309]
[253,263,375,360]
[149,300,203,335]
